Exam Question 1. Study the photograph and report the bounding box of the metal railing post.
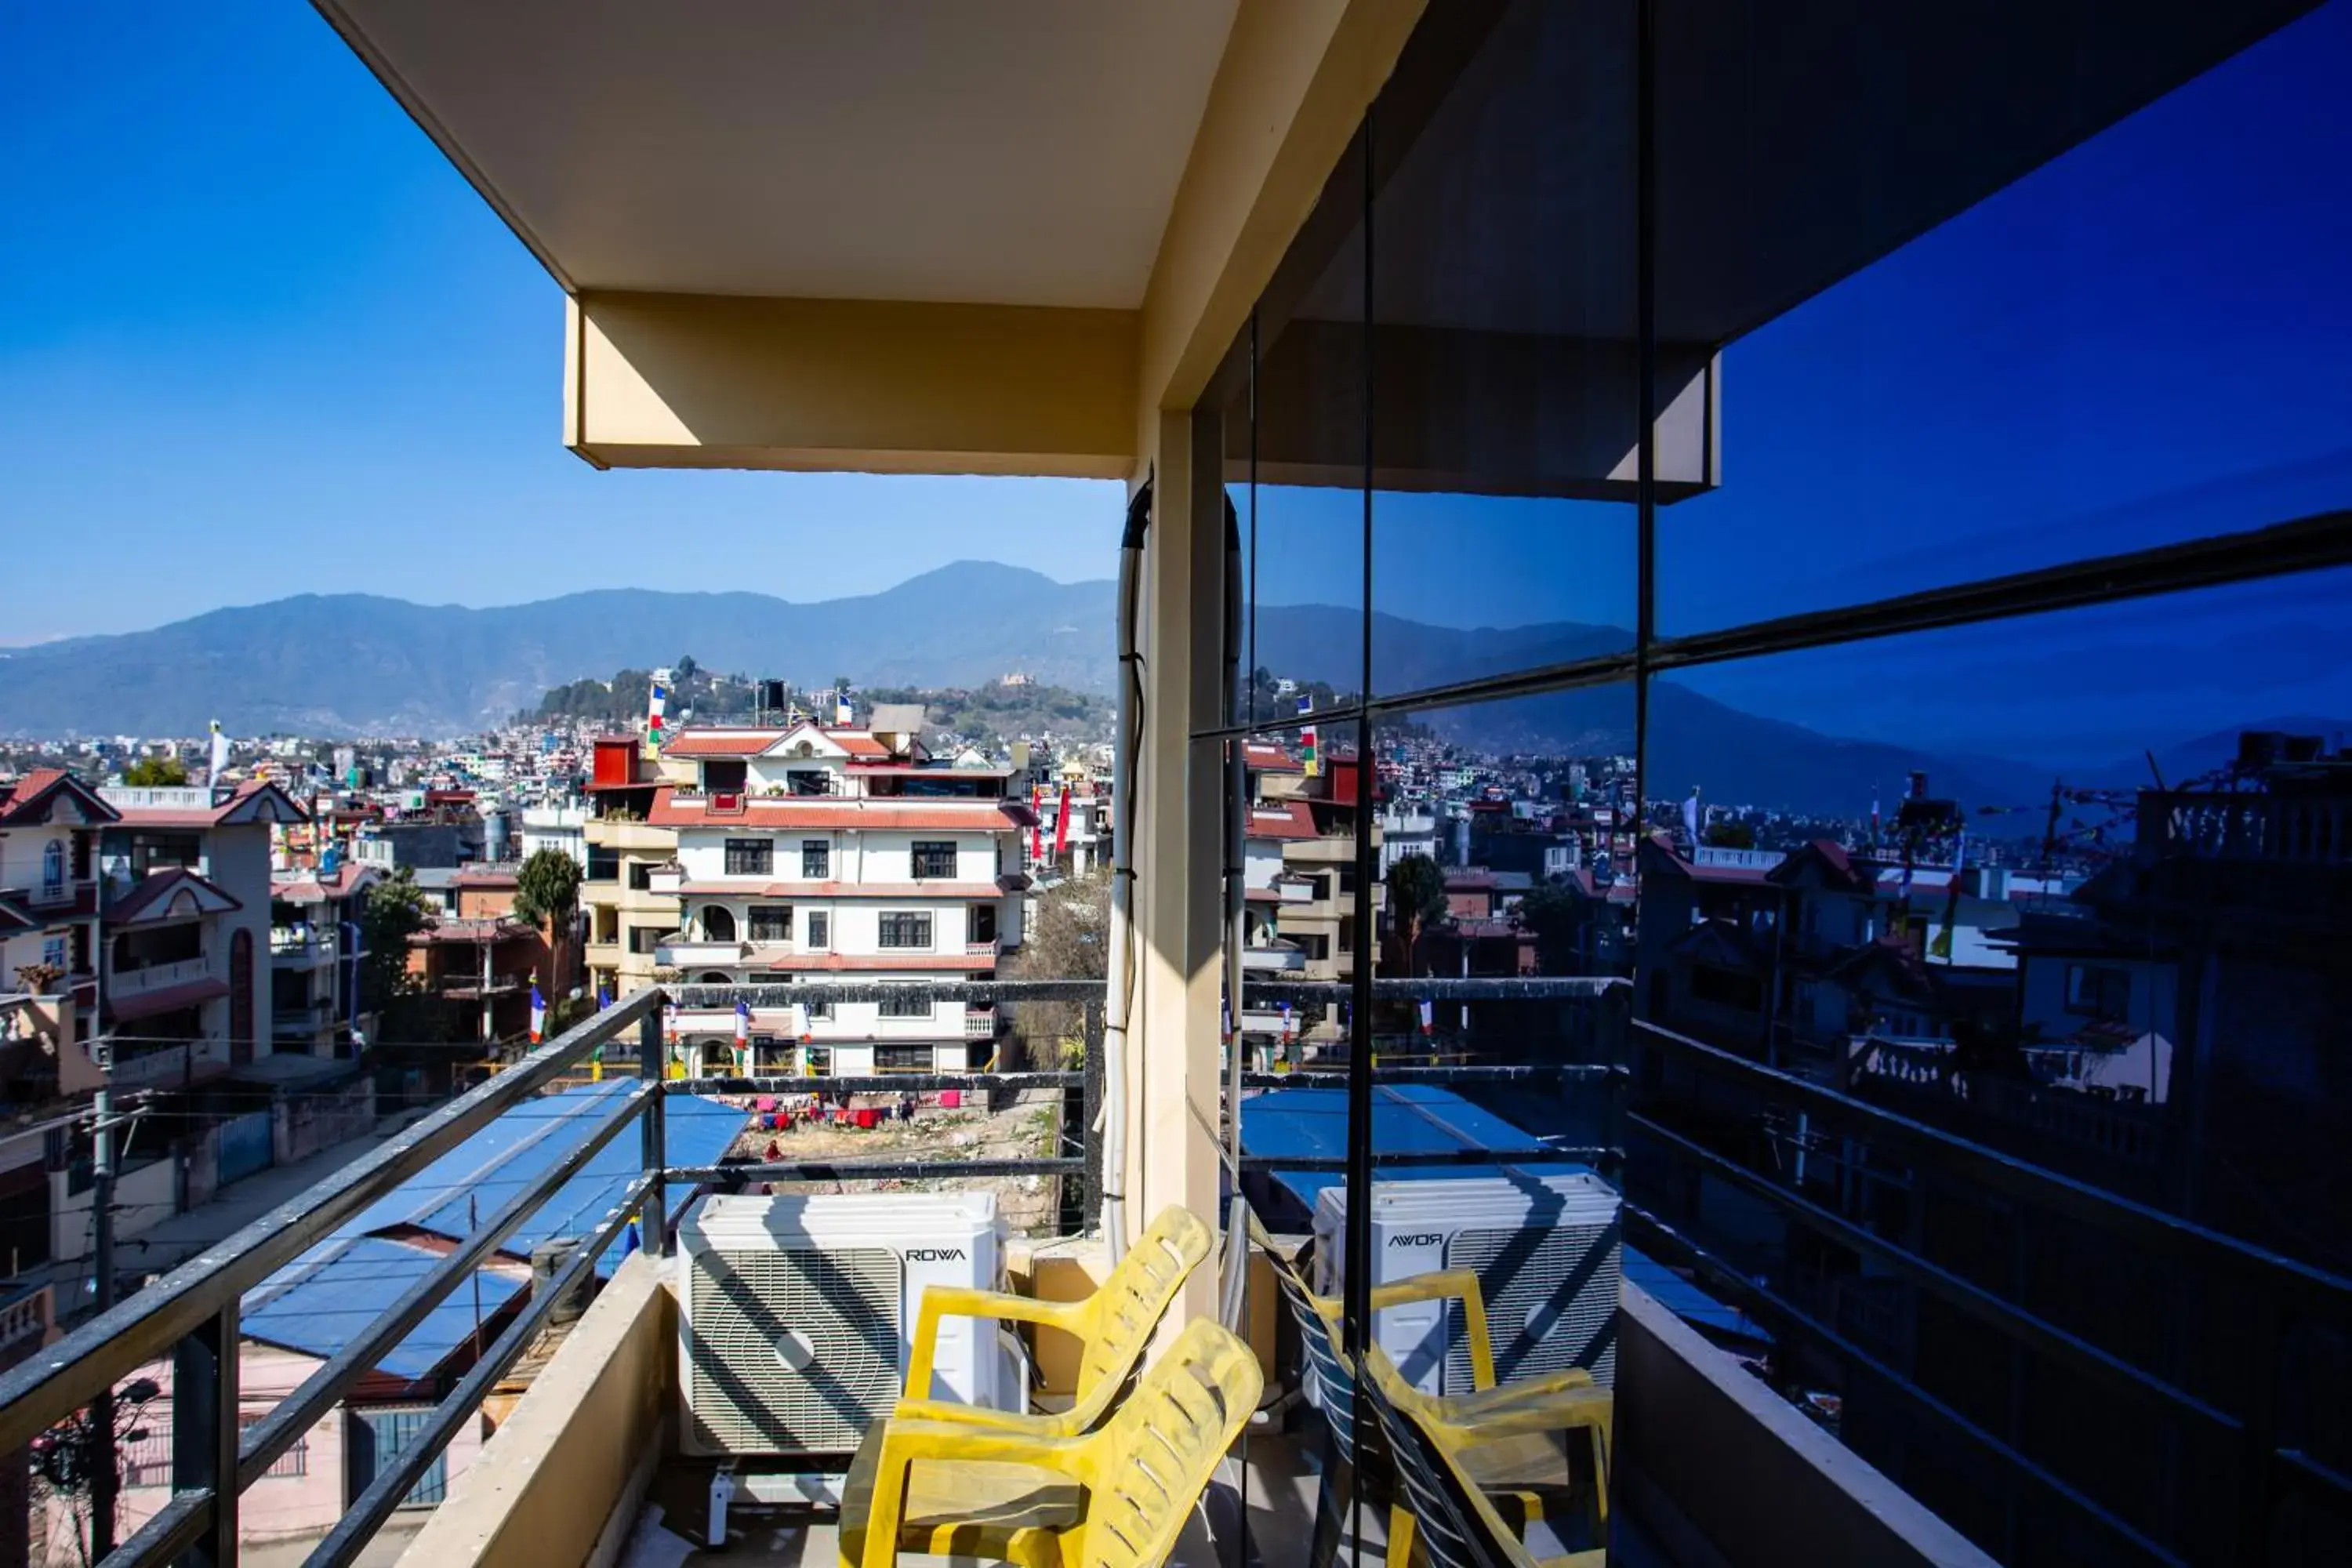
[172,1301,238,1568]
[1081,996,1104,1233]
[638,1003,668,1256]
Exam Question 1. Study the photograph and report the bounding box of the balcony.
[15,977,2349,1568]
[647,862,685,895]
[964,938,1000,957]
[270,929,336,969]
[20,877,99,917]
[655,935,751,967]
[1241,942,1306,972]
[272,998,332,1035]
[108,954,211,1000]
[964,1005,1000,1037]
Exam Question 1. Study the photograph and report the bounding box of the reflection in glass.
[1653,0,2352,635]
[1250,126,1367,717]
[1368,0,1640,697]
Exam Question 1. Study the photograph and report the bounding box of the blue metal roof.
[1239,1084,1760,1342]
[241,1082,747,1376]
[1238,1084,1584,1210]
[243,1236,528,1381]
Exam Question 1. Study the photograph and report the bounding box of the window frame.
[723,837,775,877]
[877,911,935,950]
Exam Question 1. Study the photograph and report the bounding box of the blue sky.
[5,2,2347,765]
[0,4,1116,645]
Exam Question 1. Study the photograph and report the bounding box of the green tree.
[513,848,584,997]
[122,755,189,787]
[1386,853,1450,976]
[1517,884,1587,976]
[1702,818,1757,850]
[1006,868,1110,1067]
[360,869,437,1043]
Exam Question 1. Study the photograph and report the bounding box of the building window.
[875,1044,935,1072]
[2066,964,2132,1021]
[877,913,933,950]
[802,839,830,879]
[804,911,829,949]
[803,995,832,1021]
[702,760,747,794]
[627,927,666,956]
[586,846,620,882]
[967,905,996,945]
[41,840,64,895]
[750,905,793,942]
[42,935,67,973]
[724,838,773,876]
[699,906,737,942]
[627,862,654,892]
[787,769,833,797]
[911,840,957,880]
[879,989,933,1019]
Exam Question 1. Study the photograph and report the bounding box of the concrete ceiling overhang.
[317,0,1240,307]
[318,0,1432,478]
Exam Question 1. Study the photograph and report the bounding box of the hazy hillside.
[0,563,1113,738]
[3,561,2322,821]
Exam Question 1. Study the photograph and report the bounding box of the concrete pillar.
[1128,406,1229,1324]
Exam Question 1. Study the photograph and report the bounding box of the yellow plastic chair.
[1251,1212,1606,1568]
[840,1316,1263,1568]
[1363,1342,1611,1568]
[898,1204,1213,1436]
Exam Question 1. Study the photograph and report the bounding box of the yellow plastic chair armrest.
[1443,1366,1597,1418]
[1369,1268,1497,1391]
[1425,1388,1613,1446]
[905,1285,1084,1400]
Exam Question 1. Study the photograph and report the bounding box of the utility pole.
[89,1034,119,1558]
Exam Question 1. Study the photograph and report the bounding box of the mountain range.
[2,562,2332,822]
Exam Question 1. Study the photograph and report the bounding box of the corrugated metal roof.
[242,1236,528,1381]
[241,1083,747,1375]
[1238,1085,1576,1211]
[1238,1085,1759,1344]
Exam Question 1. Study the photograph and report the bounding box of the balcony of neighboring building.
[270,925,337,970]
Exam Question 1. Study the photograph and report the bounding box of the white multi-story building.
[647,714,1029,1076]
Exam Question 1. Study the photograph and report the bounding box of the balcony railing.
[273,998,333,1033]
[14,969,2338,1567]
[1624,1016,2352,1566]
[2141,788,2352,866]
[270,930,336,967]
[108,955,210,999]
[653,935,749,967]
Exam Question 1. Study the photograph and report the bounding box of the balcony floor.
[618,1426,1664,1567]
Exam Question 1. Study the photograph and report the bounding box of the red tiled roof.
[109,868,243,925]
[1244,801,1319,841]
[1243,744,1303,774]
[828,731,891,759]
[662,731,782,757]
[0,768,120,828]
[110,976,231,1022]
[648,788,1025,833]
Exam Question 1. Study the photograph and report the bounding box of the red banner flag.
[1054,783,1073,859]
[1030,784,1044,864]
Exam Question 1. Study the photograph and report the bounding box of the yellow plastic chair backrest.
[1065,1317,1263,1568]
[1069,1205,1214,1419]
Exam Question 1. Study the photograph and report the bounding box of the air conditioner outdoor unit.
[1312,1172,1621,1397]
[679,1191,1011,1457]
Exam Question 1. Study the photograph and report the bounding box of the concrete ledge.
[397,1253,674,1568]
[1617,1281,1997,1568]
